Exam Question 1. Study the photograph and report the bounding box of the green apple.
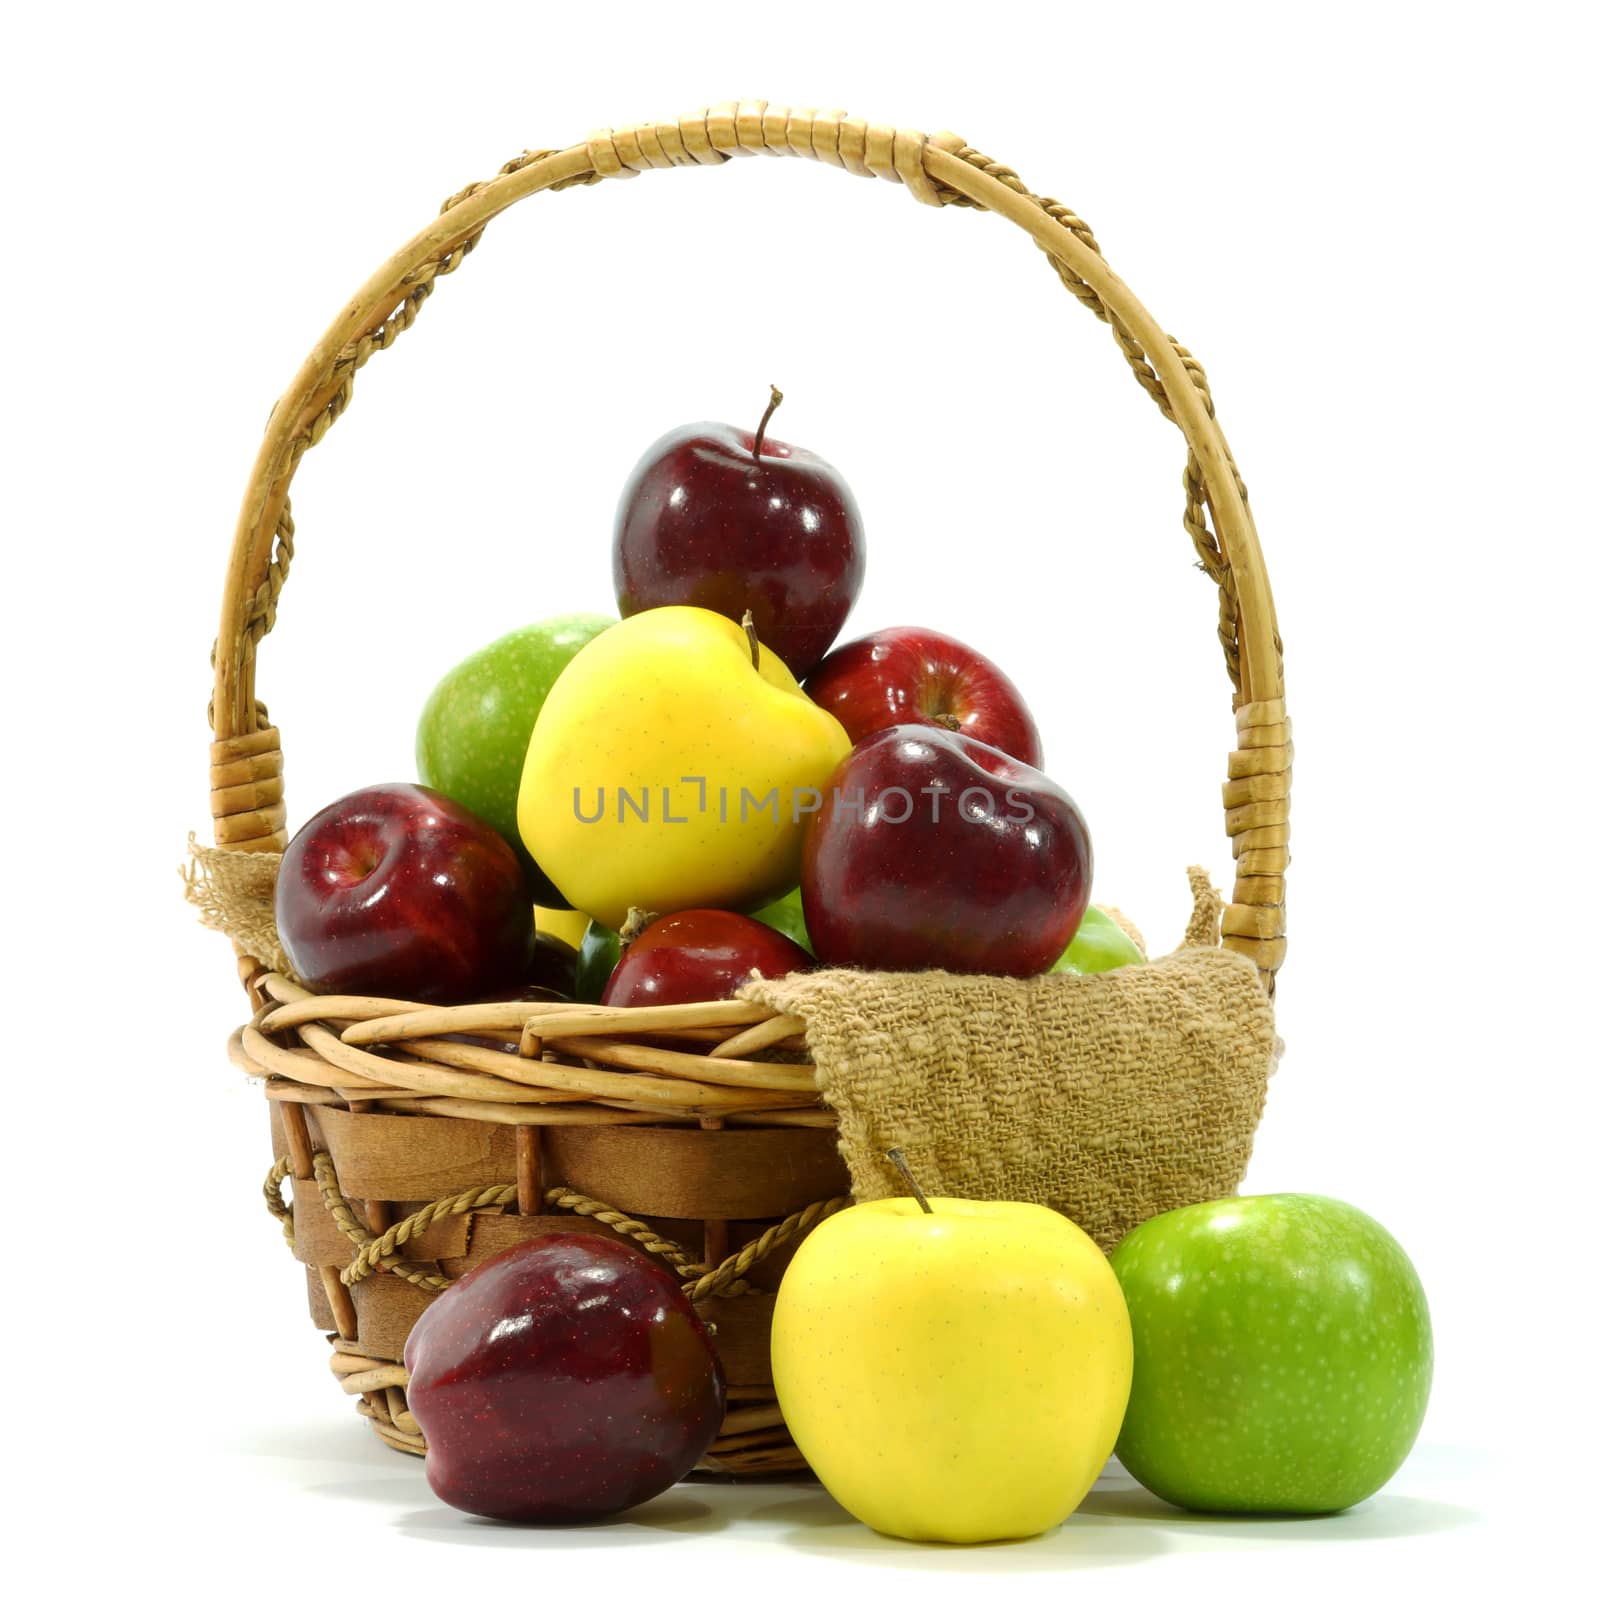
[574,918,621,1004]
[772,1191,1133,1543]
[1051,905,1145,975]
[751,885,813,955]
[417,614,614,905]
[1112,1193,1432,1513]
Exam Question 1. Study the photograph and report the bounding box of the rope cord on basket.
[265,1157,294,1244]
[264,1154,848,1303]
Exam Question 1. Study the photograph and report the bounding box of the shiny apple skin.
[802,727,1092,977]
[613,421,865,679]
[602,908,815,1007]
[275,782,531,1004]
[805,626,1043,767]
[404,1234,727,1524]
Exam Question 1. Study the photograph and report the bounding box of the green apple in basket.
[416,614,614,905]
[751,884,813,955]
[1051,904,1145,975]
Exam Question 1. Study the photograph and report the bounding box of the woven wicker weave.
[211,103,1290,1474]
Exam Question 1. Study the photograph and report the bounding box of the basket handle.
[209,103,1289,988]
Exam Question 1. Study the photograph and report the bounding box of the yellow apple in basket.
[518,606,850,929]
[533,904,590,950]
[771,1180,1134,1543]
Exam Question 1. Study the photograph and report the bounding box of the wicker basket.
[211,103,1289,1475]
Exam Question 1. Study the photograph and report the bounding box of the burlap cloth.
[742,867,1278,1250]
[184,835,288,974]
[189,839,1275,1251]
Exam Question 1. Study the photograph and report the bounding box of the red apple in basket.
[806,626,1043,766]
[601,908,815,1008]
[275,783,531,1004]
[802,726,1092,976]
[612,389,865,679]
[404,1234,727,1522]
[524,929,579,998]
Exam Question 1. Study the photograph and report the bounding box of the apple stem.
[741,609,760,671]
[618,906,659,949]
[886,1148,933,1214]
[931,713,962,732]
[752,384,784,458]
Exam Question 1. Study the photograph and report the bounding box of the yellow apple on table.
[518,605,850,929]
[771,1158,1133,1544]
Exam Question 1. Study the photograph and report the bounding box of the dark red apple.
[404,1234,726,1523]
[601,908,814,1008]
[525,930,579,998]
[805,626,1043,766]
[612,390,865,679]
[802,727,1092,977]
[275,782,531,1003]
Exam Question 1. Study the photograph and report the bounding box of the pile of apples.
[272,395,1432,1542]
[273,389,1135,1015]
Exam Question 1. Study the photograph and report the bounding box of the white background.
[6,2,1596,1594]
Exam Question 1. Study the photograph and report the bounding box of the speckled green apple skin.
[751,885,813,955]
[1112,1194,1432,1514]
[1050,905,1145,975]
[417,615,614,901]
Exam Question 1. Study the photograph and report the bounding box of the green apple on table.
[1112,1193,1433,1514]
[416,614,614,905]
[772,1158,1133,1543]
[1051,904,1145,975]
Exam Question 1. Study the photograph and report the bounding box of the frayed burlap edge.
[183,835,291,977]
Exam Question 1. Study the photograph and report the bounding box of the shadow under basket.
[210,104,1291,1476]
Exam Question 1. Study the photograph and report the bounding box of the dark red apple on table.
[601,908,815,1008]
[805,626,1043,767]
[275,782,531,1004]
[613,389,865,679]
[404,1234,726,1523]
[802,727,1092,977]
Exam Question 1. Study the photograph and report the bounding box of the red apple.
[802,727,1092,977]
[275,782,531,1003]
[805,626,1043,767]
[601,908,814,1008]
[404,1234,726,1523]
[525,930,579,998]
[612,390,865,679]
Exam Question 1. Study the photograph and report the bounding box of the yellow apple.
[533,905,589,951]
[517,606,851,929]
[771,1194,1133,1544]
